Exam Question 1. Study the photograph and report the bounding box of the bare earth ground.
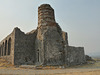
[0,58,100,75]
[0,68,100,75]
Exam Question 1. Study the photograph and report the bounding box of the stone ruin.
[0,4,86,66]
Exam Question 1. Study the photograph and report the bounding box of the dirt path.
[0,68,100,75]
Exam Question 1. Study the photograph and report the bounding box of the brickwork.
[38,4,55,27]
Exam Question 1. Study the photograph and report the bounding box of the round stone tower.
[38,4,56,27]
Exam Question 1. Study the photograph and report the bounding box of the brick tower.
[38,4,56,27]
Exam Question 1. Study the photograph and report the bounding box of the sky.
[0,0,100,56]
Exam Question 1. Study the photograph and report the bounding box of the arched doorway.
[4,40,7,55]
[8,38,11,55]
[37,49,39,62]
[1,45,2,56]
[2,42,4,56]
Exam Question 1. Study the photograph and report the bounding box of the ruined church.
[0,4,86,66]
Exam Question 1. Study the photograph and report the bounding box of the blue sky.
[0,0,100,56]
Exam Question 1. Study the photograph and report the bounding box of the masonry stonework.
[0,4,86,66]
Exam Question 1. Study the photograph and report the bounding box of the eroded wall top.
[38,4,56,27]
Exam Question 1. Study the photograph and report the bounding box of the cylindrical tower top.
[38,4,56,27]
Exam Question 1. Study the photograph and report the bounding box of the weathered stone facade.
[0,4,86,66]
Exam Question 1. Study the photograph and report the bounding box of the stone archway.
[8,38,11,55]
[4,40,7,55]
[2,42,4,56]
[1,45,2,56]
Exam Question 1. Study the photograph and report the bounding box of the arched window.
[8,38,11,55]
[4,40,7,55]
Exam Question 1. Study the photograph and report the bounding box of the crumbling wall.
[0,29,15,65]
[35,4,65,65]
[38,4,55,27]
[62,31,68,46]
[65,46,86,66]
[14,27,37,65]
[35,24,65,66]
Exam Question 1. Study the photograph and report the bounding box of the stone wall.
[65,46,86,66]
[0,29,15,65]
[62,31,68,46]
[35,24,65,66]
[35,4,66,66]
[14,27,37,65]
